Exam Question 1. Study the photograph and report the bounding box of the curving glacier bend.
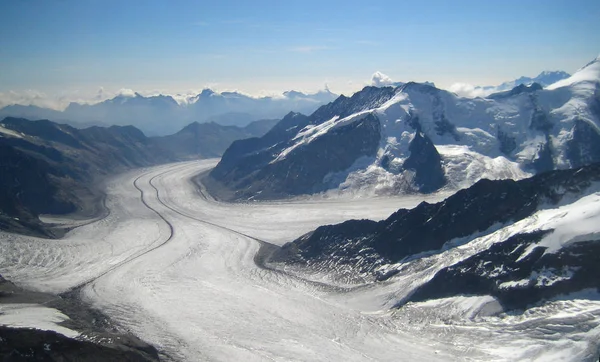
[1,160,599,361]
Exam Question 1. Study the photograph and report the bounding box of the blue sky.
[1,0,599,107]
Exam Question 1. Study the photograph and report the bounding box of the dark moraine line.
[148,165,359,293]
[62,166,183,293]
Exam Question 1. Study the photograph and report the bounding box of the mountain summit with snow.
[208,57,600,200]
[451,70,572,98]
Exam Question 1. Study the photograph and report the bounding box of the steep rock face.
[567,118,600,168]
[271,163,600,283]
[309,86,397,121]
[210,113,381,199]
[402,132,445,193]
[210,112,311,184]
[407,231,600,310]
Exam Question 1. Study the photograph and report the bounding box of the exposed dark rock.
[402,132,446,193]
[0,273,161,361]
[210,112,311,183]
[566,118,600,168]
[497,128,517,155]
[434,114,460,140]
[529,105,553,133]
[405,111,421,131]
[2,118,86,149]
[532,139,554,173]
[211,113,381,199]
[310,86,396,122]
[407,231,600,310]
[0,327,159,362]
[487,82,543,100]
[0,145,75,216]
[0,116,267,235]
[272,163,600,282]
[208,86,402,199]
[379,155,391,170]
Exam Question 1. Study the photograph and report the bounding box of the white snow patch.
[517,191,600,260]
[438,145,531,190]
[0,304,79,338]
[0,124,23,138]
[546,57,600,90]
[408,295,504,319]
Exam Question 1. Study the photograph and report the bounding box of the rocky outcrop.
[566,118,600,168]
[209,112,381,199]
[0,327,160,361]
[407,231,600,310]
[402,132,446,193]
[271,163,600,284]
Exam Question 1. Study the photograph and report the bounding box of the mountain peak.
[283,90,306,99]
[199,89,216,98]
[537,70,570,77]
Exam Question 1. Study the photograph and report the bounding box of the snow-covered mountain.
[0,89,338,136]
[490,70,571,91]
[451,70,572,98]
[209,57,600,200]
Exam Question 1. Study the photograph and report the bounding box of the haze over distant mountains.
[0,115,276,235]
[0,68,574,137]
[0,89,338,136]
[449,70,571,98]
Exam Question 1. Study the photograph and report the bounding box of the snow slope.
[546,56,600,90]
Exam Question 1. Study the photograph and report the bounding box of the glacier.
[1,160,599,361]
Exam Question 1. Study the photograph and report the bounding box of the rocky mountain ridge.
[208,57,600,200]
[0,116,275,236]
[269,162,600,310]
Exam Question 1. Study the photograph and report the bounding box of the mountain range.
[0,117,276,236]
[450,70,572,98]
[483,70,572,92]
[0,89,338,136]
[206,56,600,200]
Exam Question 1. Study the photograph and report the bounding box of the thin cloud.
[0,90,58,110]
[447,83,494,98]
